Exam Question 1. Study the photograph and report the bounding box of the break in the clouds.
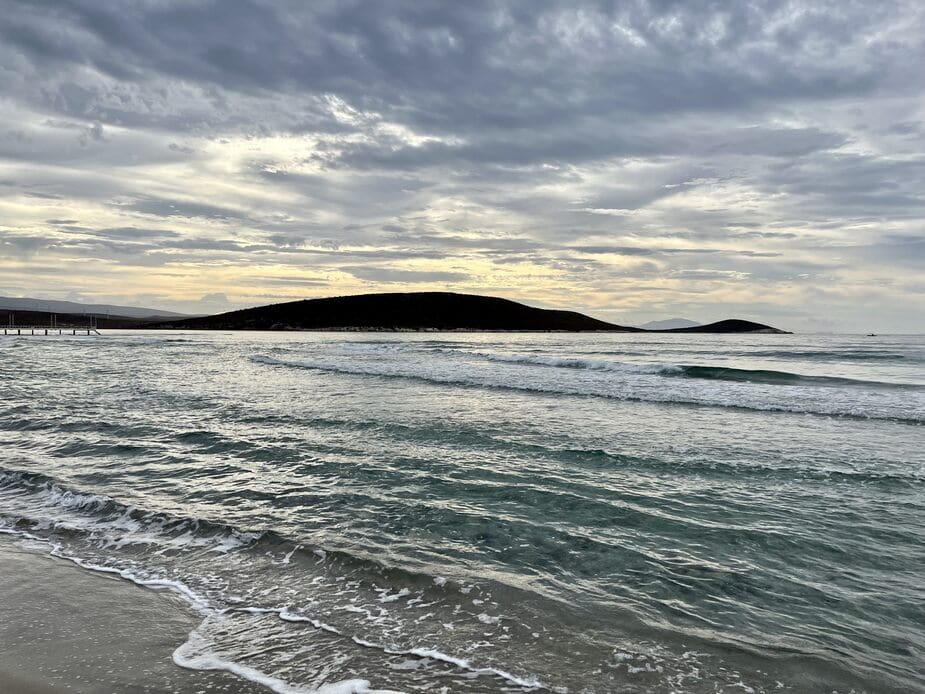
[0,0,923,331]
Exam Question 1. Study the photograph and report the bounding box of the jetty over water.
[4,314,101,336]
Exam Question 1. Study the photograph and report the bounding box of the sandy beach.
[0,537,264,694]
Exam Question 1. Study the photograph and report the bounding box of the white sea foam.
[343,634,545,690]
[405,648,544,689]
[282,544,302,564]
[174,624,403,694]
[47,548,213,610]
[378,588,410,603]
[482,352,681,375]
[279,608,345,635]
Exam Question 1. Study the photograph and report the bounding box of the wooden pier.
[3,314,101,336]
[2,326,101,335]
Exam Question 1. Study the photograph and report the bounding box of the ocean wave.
[727,349,916,362]
[0,456,916,692]
[673,364,917,388]
[2,467,834,692]
[483,352,677,374]
[0,469,265,555]
[264,347,919,389]
[480,352,920,389]
[249,355,924,423]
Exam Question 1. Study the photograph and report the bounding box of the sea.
[0,330,922,693]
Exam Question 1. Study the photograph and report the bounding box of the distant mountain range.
[0,296,191,320]
[0,292,790,333]
[640,318,701,330]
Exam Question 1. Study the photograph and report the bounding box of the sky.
[1,1,923,332]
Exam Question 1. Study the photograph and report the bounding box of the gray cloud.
[0,1,922,331]
[342,267,469,283]
[121,196,246,221]
[83,226,181,240]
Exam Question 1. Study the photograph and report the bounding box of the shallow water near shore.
[1,330,923,692]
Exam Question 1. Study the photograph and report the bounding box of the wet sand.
[0,537,265,694]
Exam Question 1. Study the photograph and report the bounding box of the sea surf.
[1,331,922,692]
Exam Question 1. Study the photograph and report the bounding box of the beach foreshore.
[0,537,265,694]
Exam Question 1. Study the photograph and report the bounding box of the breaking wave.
[250,354,924,423]
[480,353,919,388]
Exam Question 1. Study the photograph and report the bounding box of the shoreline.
[0,536,266,694]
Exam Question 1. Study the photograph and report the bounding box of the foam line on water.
[174,623,403,694]
[279,609,546,690]
[371,349,921,389]
[51,550,213,610]
[249,354,925,423]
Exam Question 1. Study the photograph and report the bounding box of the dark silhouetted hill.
[658,319,790,334]
[148,293,790,333]
[154,292,640,332]
[640,318,701,330]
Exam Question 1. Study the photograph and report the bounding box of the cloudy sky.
[1,1,923,331]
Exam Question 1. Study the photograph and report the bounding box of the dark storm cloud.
[0,233,50,254]
[23,191,63,200]
[329,125,847,171]
[760,154,925,218]
[121,196,246,221]
[3,1,919,139]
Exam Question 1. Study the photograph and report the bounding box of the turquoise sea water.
[1,331,923,693]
